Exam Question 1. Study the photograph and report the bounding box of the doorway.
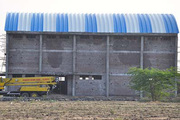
[54,76,67,95]
[41,75,68,95]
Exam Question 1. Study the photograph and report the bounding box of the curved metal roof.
[4,13,179,33]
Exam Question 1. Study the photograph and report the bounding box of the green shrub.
[128,67,179,101]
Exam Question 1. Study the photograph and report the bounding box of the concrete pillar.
[140,36,144,69]
[5,34,9,78]
[39,34,43,73]
[106,35,110,97]
[175,35,178,97]
[140,36,144,98]
[72,35,76,96]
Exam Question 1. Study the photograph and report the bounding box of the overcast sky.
[0,0,180,35]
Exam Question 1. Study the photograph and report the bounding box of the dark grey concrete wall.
[76,36,106,74]
[109,76,135,96]
[109,36,141,75]
[42,52,73,73]
[143,36,175,69]
[6,33,177,96]
[8,35,39,74]
[110,36,141,51]
[144,36,175,52]
[75,35,106,95]
[42,35,73,74]
[75,76,106,96]
[110,53,140,74]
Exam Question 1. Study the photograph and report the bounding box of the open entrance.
[54,76,67,95]
[41,75,68,95]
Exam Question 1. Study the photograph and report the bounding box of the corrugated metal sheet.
[5,13,179,33]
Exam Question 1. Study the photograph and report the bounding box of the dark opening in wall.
[25,74,35,77]
[12,35,23,39]
[113,36,122,40]
[54,76,67,95]
[12,74,22,78]
[93,35,103,39]
[79,75,102,80]
[93,75,102,80]
[40,75,67,95]
[26,35,36,39]
[80,35,90,39]
[59,35,70,39]
[59,77,65,81]
[113,36,140,40]
[79,75,89,80]
[41,75,53,77]
[47,35,56,39]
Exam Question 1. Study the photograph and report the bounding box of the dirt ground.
[0,101,179,120]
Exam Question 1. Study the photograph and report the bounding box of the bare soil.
[0,101,179,120]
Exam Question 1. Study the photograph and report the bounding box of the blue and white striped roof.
[5,13,179,33]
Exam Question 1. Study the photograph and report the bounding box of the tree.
[128,67,179,101]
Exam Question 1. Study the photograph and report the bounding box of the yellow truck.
[0,76,57,97]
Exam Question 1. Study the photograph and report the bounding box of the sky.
[0,0,180,71]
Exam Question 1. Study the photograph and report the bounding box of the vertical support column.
[39,34,43,73]
[140,36,144,98]
[175,35,178,97]
[72,35,76,96]
[106,35,110,97]
[5,34,9,78]
[140,36,144,69]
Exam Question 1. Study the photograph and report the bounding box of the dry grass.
[0,101,179,120]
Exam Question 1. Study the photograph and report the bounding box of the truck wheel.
[30,92,38,97]
[21,92,29,97]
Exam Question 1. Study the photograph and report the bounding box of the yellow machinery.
[0,77,57,97]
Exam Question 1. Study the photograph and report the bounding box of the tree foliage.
[128,67,179,101]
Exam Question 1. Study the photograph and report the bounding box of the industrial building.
[4,13,179,96]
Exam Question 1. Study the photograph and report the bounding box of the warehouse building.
[4,13,179,96]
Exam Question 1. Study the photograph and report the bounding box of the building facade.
[4,13,179,96]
